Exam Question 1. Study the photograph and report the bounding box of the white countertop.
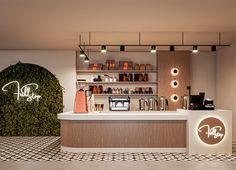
[57,110,188,120]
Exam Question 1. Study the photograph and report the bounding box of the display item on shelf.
[88,63,103,70]
[140,64,146,70]
[145,64,152,70]
[119,61,133,70]
[135,64,140,70]
[105,60,115,70]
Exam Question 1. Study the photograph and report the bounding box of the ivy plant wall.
[0,62,63,136]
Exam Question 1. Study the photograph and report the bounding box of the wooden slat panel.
[158,51,191,110]
[60,120,186,148]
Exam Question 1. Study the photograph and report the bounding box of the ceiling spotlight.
[211,45,217,52]
[120,45,125,51]
[150,45,157,53]
[79,50,85,57]
[101,45,107,53]
[84,56,89,63]
[170,45,175,51]
[192,45,198,53]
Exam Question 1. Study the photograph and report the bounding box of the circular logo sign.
[197,117,225,145]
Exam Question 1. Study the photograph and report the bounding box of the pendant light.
[80,50,85,57]
[192,45,198,53]
[170,45,175,51]
[150,45,157,53]
[120,45,125,51]
[84,56,89,63]
[101,45,107,53]
[211,45,216,52]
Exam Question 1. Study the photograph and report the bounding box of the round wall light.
[171,67,179,76]
[171,94,179,102]
[170,80,179,88]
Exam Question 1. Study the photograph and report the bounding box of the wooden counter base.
[60,120,186,148]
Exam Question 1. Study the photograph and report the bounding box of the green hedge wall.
[0,62,63,136]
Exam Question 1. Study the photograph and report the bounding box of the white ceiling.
[1,0,236,50]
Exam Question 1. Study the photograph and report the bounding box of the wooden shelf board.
[77,81,157,85]
[76,70,157,73]
[93,94,158,97]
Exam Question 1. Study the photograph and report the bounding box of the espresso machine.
[159,96,168,111]
[109,97,130,111]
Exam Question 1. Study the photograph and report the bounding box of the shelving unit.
[76,52,158,110]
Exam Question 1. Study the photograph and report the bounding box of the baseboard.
[61,146,186,153]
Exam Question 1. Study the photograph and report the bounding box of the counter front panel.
[58,110,232,154]
[60,120,186,148]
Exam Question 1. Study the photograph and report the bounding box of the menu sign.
[197,117,225,145]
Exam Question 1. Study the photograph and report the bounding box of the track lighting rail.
[78,44,229,47]
[77,31,230,63]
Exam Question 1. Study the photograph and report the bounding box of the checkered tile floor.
[0,137,235,161]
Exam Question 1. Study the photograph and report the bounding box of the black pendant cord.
[219,32,222,46]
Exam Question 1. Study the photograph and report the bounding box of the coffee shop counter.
[58,109,232,154]
[58,110,188,120]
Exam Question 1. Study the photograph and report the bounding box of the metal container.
[159,96,168,111]
[181,95,189,110]
[147,97,158,111]
[139,98,148,111]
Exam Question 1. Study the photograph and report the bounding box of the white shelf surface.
[77,70,157,73]
[93,94,157,97]
[77,81,157,85]
[58,110,188,121]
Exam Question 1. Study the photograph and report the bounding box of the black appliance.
[187,87,215,110]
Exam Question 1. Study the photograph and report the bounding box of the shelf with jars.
[77,59,158,99]
[87,86,156,97]
[77,69,157,85]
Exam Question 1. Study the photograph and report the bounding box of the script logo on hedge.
[2,81,41,102]
[197,117,225,145]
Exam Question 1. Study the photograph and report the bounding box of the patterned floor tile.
[0,137,235,161]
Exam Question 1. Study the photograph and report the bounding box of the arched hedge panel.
[0,62,63,136]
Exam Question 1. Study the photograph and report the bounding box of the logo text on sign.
[197,117,225,145]
[2,81,41,102]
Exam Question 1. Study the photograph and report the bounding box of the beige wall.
[216,43,236,142]
[190,52,216,100]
